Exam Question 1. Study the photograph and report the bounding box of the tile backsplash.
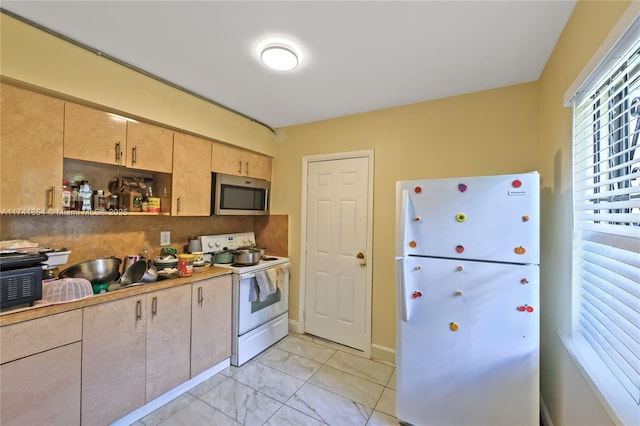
[0,214,288,270]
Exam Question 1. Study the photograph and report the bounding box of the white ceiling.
[1,1,576,130]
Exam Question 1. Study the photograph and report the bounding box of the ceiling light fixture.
[257,38,302,72]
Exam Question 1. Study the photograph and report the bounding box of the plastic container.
[92,283,109,294]
[147,197,160,213]
[177,254,195,277]
[79,181,92,211]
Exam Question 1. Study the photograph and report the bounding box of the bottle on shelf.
[79,181,93,211]
[61,179,71,211]
[160,186,170,213]
[70,183,79,211]
[93,190,106,212]
[141,177,155,213]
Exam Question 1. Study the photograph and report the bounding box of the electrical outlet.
[160,231,171,246]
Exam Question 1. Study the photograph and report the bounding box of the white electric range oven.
[198,232,289,366]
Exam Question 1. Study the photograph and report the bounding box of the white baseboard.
[371,343,396,364]
[112,358,230,426]
[289,318,304,334]
[540,393,553,426]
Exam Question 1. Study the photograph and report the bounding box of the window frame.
[565,11,640,426]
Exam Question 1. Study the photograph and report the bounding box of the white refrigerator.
[395,172,540,426]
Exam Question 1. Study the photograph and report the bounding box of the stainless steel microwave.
[212,173,270,215]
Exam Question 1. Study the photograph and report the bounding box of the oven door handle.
[239,272,256,280]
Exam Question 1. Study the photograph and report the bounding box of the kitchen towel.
[255,270,276,301]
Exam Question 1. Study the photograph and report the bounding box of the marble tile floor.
[132,333,398,426]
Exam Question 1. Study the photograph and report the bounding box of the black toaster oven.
[0,252,47,310]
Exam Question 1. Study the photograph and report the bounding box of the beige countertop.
[0,266,232,327]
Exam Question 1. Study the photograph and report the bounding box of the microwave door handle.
[264,188,269,212]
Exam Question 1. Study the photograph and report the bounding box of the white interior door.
[304,155,370,351]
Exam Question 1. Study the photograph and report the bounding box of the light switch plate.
[160,231,170,246]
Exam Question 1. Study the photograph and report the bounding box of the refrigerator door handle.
[396,189,410,256]
[396,257,410,322]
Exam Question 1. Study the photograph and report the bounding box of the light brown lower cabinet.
[82,296,147,426]
[145,285,192,401]
[191,275,232,376]
[1,277,231,426]
[0,342,81,426]
[0,310,82,426]
[82,285,192,425]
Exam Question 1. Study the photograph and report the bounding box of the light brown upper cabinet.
[65,103,174,174]
[172,133,212,216]
[125,121,173,173]
[64,102,128,166]
[0,83,65,211]
[211,142,272,181]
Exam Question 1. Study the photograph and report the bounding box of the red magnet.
[412,291,423,299]
[526,306,534,312]
[517,305,526,312]
[457,183,467,193]
[455,245,465,253]
[512,179,522,188]
[414,186,422,194]
[521,278,529,284]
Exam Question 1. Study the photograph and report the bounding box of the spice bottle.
[70,184,79,210]
[141,177,154,212]
[61,179,71,210]
[93,190,106,212]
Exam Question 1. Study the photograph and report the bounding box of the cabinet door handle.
[177,197,181,214]
[132,146,137,165]
[135,300,142,320]
[198,286,204,306]
[245,162,249,176]
[238,161,242,175]
[48,186,55,209]
[115,142,122,164]
[151,296,158,316]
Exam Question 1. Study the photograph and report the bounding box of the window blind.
[572,33,640,410]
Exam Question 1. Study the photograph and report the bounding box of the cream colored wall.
[537,1,633,425]
[271,83,540,359]
[0,13,276,156]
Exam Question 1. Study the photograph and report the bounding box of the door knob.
[356,252,366,266]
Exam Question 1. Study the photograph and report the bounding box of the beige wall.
[537,1,633,425]
[272,83,540,359]
[2,2,634,424]
[0,13,276,156]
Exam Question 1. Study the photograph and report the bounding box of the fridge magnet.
[456,213,467,222]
